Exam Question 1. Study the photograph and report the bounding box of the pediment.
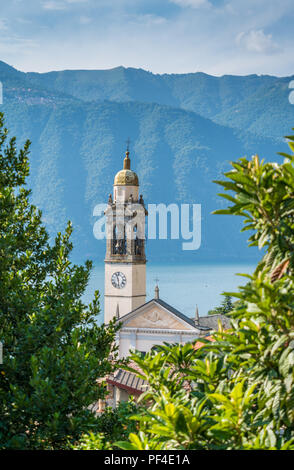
[121,301,195,330]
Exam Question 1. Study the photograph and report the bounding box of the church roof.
[107,367,147,395]
[198,314,231,331]
[119,297,210,331]
[155,298,206,329]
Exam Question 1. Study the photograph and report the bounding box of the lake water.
[84,263,255,324]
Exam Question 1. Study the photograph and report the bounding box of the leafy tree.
[207,295,234,315]
[0,112,120,449]
[110,130,294,450]
[73,400,140,450]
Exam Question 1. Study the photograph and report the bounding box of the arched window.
[112,225,118,254]
[112,224,127,255]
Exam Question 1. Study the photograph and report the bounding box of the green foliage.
[0,113,120,449]
[89,400,139,444]
[73,400,140,450]
[72,432,113,450]
[213,147,294,272]
[207,295,234,315]
[111,130,294,450]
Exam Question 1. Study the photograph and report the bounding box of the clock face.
[111,271,127,289]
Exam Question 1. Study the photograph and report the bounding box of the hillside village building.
[103,150,229,406]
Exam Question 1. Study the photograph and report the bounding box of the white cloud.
[79,16,92,24]
[236,29,281,54]
[42,1,67,10]
[42,0,87,10]
[2,0,293,76]
[0,35,38,57]
[16,17,33,25]
[169,0,211,9]
[65,0,88,3]
[129,14,167,26]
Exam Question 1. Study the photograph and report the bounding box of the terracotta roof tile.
[193,335,215,350]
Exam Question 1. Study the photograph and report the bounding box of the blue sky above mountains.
[0,0,293,75]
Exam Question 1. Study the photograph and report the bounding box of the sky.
[0,0,294,76]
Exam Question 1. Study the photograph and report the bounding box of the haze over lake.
[85,263,255,324]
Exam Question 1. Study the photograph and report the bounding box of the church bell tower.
[104,149,147,324]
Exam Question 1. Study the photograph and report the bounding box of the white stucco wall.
[114,185,139,203]
[104,263,146,323]
[117,328,202,358]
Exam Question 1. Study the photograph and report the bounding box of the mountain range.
[0,60,293,263]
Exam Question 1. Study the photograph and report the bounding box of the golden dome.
[114,169,139,186]
[114,151,139,186]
